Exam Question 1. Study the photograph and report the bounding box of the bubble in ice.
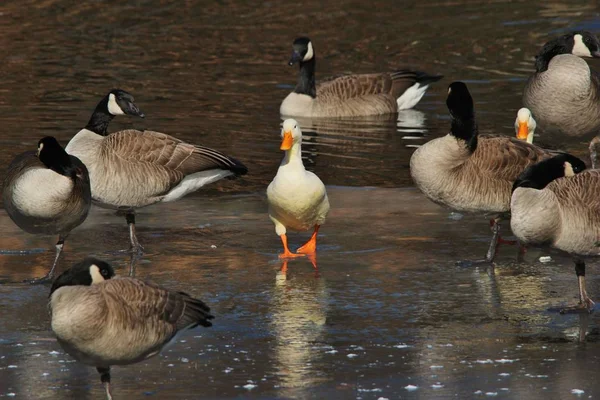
[347,354,358,358]
[571,389,584,395]
[243,384,257,390]
[404,385,418,391]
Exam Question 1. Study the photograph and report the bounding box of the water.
[1,0,600,399]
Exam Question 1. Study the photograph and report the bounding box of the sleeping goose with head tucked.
[267,119,330,262]
[280,37,443,118]
[3,137,91,282]
[511,152,595,312]
[410,82,554,262]
[65,90,248,255]
[523,31,600,139]
[49,257,214,400]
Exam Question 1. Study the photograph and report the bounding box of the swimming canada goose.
[510,153,595,312]
[515,107,536,144]
[267,119,330,261]
[3,137,91,282]
[410,82,553,262]
[49,257,214,399]
[65,90,248,254]
[523,31,600,138]
[280,37,443,118]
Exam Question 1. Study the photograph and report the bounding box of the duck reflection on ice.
[270,259,329,393]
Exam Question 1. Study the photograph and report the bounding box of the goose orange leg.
[297,225,320,255]
[279,234,305,259]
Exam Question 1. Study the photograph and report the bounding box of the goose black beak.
[288,51,303,66]
[126,104,145,118]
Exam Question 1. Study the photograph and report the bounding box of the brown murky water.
[1,0,600,399]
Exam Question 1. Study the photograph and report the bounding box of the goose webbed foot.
[23,235,66,284]
[97,367,113,400]
[559,260,596,314]
[125,212,144,255]
[485,217,517,262]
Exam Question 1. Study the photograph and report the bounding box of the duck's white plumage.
[267,120,329,236]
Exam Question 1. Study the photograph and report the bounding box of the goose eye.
[101,269,108,277]
[294,125,297,129]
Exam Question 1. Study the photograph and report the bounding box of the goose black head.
[50,257,115,296]
[37,136,85,179]
[104,89,145,118]
[85,89,145,136]
[289,37,314,66]
[535,31,600,72]
[512,153,587,192]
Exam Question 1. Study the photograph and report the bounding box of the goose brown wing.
[103,129,247,178]
[102,278,214,340]
[316,73,395,101]
[470,135,552,182]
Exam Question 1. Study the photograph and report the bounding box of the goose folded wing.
[102,278,214,334]
[317,73,395,101]
[473,136,552,181]
[104,129,247,177]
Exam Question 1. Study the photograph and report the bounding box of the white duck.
[515,107,537,144]
[267,119,330,259]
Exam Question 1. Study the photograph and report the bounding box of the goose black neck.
[535,41,571,73]
[84,96,114,136]
[450,116,478,152]
[41,151,80,180]
[294,57,316,98]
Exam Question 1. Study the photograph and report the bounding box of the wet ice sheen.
[0,2,599,397]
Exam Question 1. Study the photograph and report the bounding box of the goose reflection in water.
[270,259,329,394]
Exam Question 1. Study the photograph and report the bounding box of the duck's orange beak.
[280,131,293,150]
[517,121,528,140]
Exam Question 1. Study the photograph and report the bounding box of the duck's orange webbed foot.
[297,225,320,255]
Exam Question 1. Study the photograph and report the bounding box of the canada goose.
[65,90,248,254]
[267,119,330,261]
[515,107,536,144]
[523,31,600,138]
[3,137,91,282]
[410,82,553,262]
[280,37,443,118]
[510,153,595,312]
[49,257,214,399]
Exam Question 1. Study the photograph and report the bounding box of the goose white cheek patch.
[564,162,575,177]
[572,34,592,57]
[107,93,125,115]
[89,264,105,284]
[303,42,314,61]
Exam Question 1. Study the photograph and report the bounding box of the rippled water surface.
[1,0,600,399]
